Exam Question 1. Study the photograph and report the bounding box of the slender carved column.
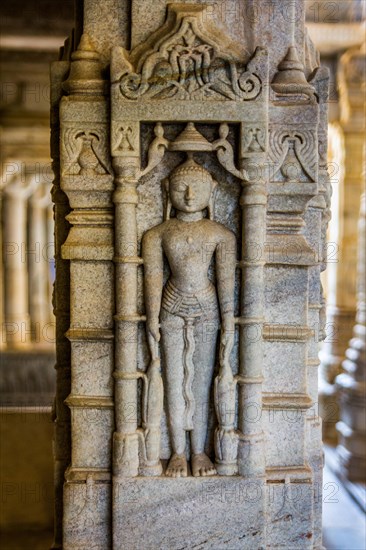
[111,119,167,481]
[112,140,141,477]
[237,137,267,479]
[3,172,37,346]
[336,189,366,480]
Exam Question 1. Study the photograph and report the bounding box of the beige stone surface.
[52,1,330,548]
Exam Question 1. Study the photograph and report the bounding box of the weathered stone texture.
[52,1,329,548]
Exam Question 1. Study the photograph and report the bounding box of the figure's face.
[169,174,212,213]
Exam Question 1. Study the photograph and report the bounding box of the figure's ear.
[208,179,218,220]
[162,177,172,220]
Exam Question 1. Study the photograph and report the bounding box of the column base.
[113,476,266,550]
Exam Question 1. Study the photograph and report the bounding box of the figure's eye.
[173,185,186,192]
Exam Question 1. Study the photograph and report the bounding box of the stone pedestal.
[52,2,329,548]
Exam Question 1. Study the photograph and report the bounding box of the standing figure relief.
[142,154,237,477]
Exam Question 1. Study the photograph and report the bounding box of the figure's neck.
[176,211,203,222]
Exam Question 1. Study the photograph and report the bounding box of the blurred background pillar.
[318,43,366,440]
[336,176,366,480]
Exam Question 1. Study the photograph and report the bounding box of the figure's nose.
[185,185,195,200]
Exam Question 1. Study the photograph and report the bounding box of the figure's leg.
[190,317,219,476]
[160,310,187,477]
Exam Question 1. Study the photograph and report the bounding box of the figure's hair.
[170,157,213,185]
[162,177,171,221]
[162,157,218,221]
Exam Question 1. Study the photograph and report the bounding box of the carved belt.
[162,279,218,319]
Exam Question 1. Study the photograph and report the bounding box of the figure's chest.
[163,227,215,264]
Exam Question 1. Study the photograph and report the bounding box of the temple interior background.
[0,1,365,548]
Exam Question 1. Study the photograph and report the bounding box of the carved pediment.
[111,3,262,101]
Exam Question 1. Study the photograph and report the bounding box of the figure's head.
[168,156,216,215]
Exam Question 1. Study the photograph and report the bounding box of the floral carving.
[268,128,317,183]
[62,128,111,176]
[242,126,266,153]
[112,5,262,101]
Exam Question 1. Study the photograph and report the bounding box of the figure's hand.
[220,315,235,347]
[147,319,160,343]
[219,315,234,368]
[147,319,160,363]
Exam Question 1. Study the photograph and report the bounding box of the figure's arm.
[142,227,164,353]
[216,228,236,350]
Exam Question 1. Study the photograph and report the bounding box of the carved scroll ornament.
[112,5,262,101]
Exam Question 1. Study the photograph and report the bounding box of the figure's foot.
[192,453,217,477]
[165,453,188,478]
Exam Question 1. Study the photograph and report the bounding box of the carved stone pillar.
[3,171,37,347]
[319,44,366,440]
[0,191,4,350]
[50,55,72,550]
[58,34,115,550]
[336,186,366,479]
[53,2,329,548]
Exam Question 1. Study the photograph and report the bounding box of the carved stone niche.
[107,5,270,547]
[59,3,327,549]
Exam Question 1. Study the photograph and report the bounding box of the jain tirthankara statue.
[142,155,237,477]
